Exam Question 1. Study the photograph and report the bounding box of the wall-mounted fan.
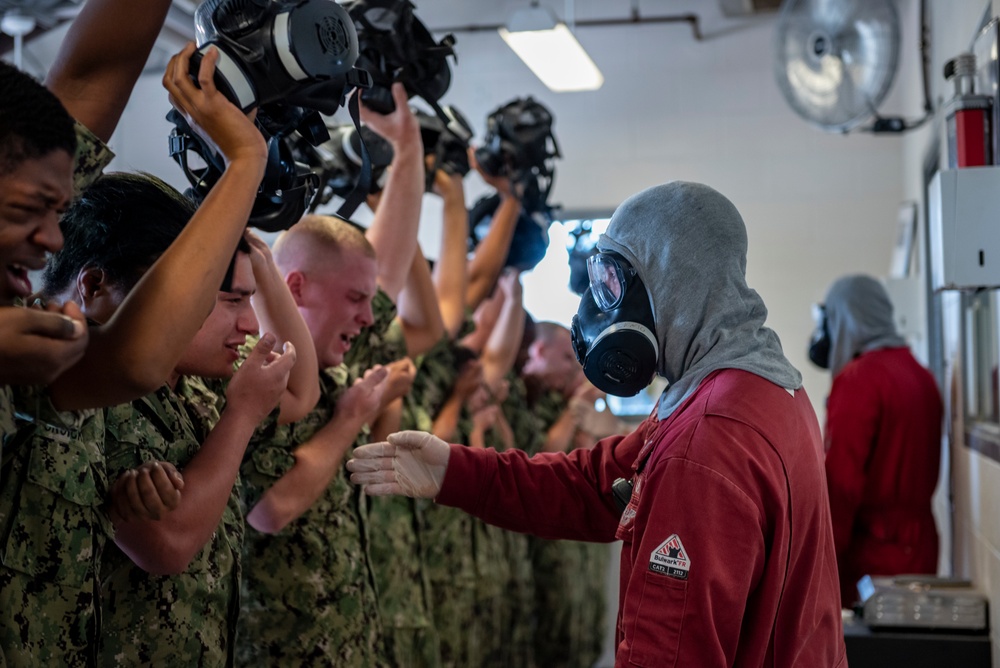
[774,0,927,134]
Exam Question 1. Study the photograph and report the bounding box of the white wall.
[86,1,912,425]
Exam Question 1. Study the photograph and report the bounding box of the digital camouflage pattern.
[343,290,406,372]
[0,386,13,450]
[366,296,441,667]
[0,385,110,668]
[404,338,477,668]
[238,290,398,667]
[72,120,114,197]
[472,404,522,668]
[367,493,440,668]
[100,377,242,668]
[498,375,538,668]
[523,388,609,668]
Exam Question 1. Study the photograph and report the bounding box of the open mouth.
[5,263,33,299]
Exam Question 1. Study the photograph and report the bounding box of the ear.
[285,270,306,306]
[75,267,109,306]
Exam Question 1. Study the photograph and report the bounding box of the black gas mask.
[168,106,324,233]
[344,0,458,125]
[808,303,831,369]
[192,0,370,115]
[570,252,658,397]
[416,106,474,190]
[300,123,395,207]
[170,0,378,230]
[474,97,559,202]
[468,180,554,272]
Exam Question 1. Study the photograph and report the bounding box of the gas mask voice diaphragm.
[571,252,658,397]
[169,0,378,230]
[192,0,370,115]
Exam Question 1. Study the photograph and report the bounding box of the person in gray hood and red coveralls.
[349,181,847,667]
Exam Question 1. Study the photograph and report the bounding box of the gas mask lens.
[586,253,634,311]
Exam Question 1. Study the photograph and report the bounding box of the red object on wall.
[949,105,991,167]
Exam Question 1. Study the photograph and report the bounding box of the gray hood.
[824,274,905,378]
[597,181,802,420]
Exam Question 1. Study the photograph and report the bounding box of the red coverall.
[437,369,846,667]
[825,346,942,607]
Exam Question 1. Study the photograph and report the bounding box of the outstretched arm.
[361,83,424,302]
[45,0,174,142]
[50,45,268,410]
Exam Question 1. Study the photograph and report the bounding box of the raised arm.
[246,366,387,534]
[360,83,424,302]
[396,244,445,357]
[50,45,268,410]
[245,231,320,423]
[480,270,524,391]
[466,150,522,310]
[431,169,469,339]
[45,0,174,142]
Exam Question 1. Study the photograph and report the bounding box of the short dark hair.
[0,62,76,176]
[43,172,196,297]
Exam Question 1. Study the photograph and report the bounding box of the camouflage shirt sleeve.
[344,288,405,373]
[0,385,14,448]
[503,374,544,455]
[240,365,351,511]
[72,120,114,197]
[401,336,458,433]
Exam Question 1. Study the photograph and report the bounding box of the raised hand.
[162,42,267,169]
[468,146,518,199]
[337,364,390,427]
[380,357,416,405]
[359,82,421,150]
[226,333,297,424]
[347,430,450,497]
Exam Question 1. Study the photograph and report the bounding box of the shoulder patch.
[649,534,691,580]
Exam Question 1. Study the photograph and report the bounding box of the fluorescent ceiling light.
[499,6,604,93]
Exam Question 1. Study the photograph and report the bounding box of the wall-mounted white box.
[883,276,926,341]
[929,167,1000,290]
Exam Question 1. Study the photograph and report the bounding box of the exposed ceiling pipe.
[432,10,703,42]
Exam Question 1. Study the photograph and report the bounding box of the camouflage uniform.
[72,120,114,197]
[366,333,441,667]
[524,389,609,668]
[471,414,518,668]
[100,377,242,667]
[0,386,13,449]
[497,375,538,668]
[0,121,115,668]
[0,385,110,668]
[405,338,477,668]
[237,291,399,667]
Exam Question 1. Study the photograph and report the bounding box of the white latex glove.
[347,430,450,498]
